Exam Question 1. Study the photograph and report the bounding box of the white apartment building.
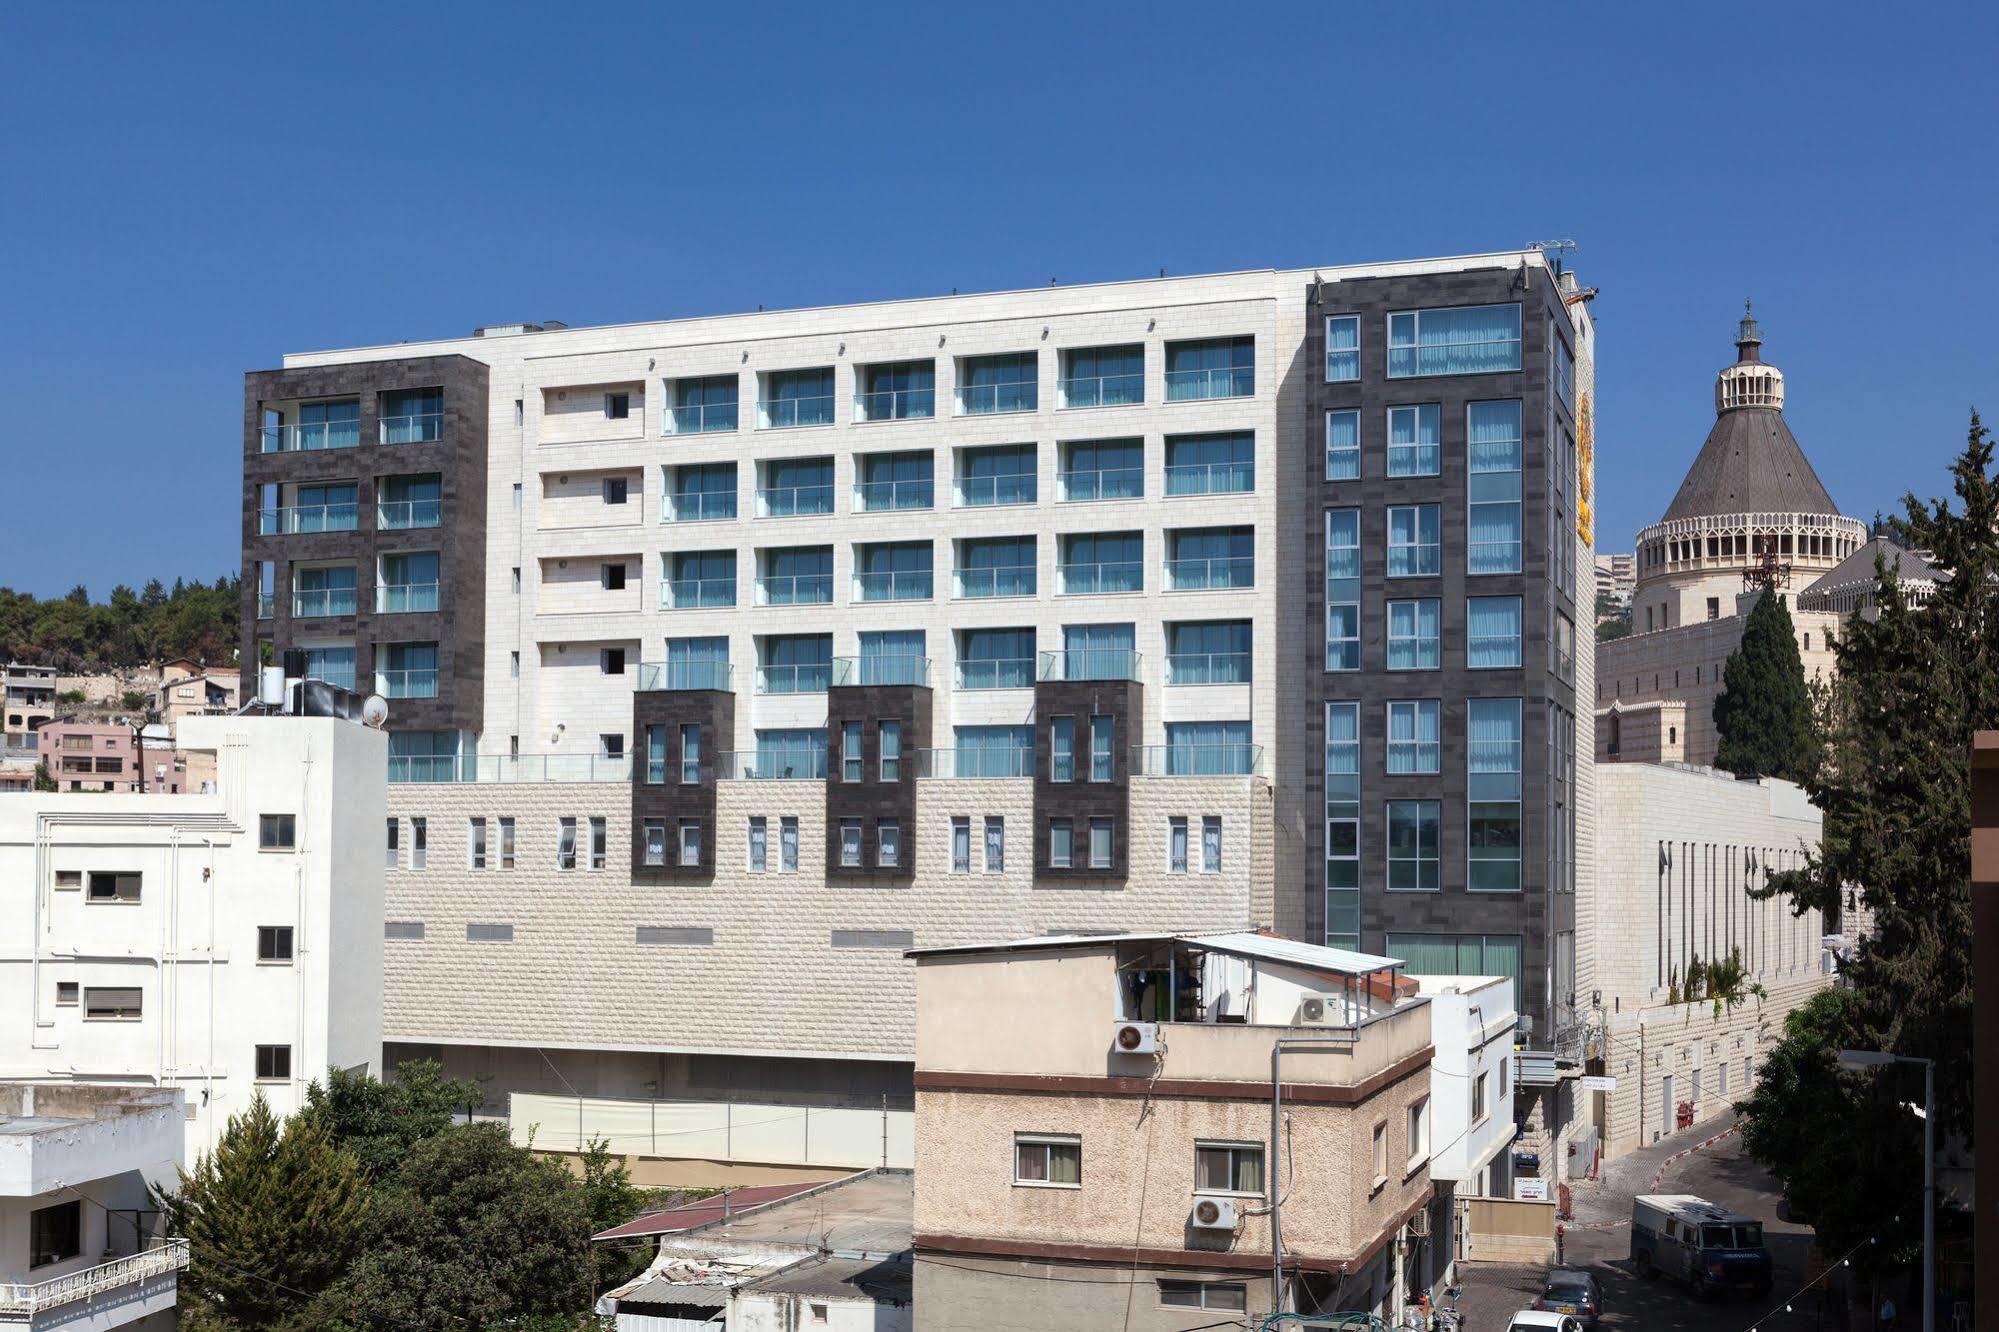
[1409,973,1518,1201]
[0,716,386,1160]
[0,1085,186,1331]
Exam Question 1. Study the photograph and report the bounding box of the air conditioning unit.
[1406,1205,1431,1238]
[1190,1194,1238,1231]
[1112,1021,1158,1056]
[1297,994,1347,1026]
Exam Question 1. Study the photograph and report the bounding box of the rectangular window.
[879,721,902,782]
[1324,409,1360,481]
[602,475,629,504]
[1387,303,1522,378]
[1166,525,1253,591]
[840,820,863,868]
[955,535,1037,598]
[499,817,515,869]
[1469,697,1524,892]
[951,816,971,873]
[256,1044,293,1081]
[602,561,628,590]
[1014,1134,1082,1186]
[1469,400,1524,575]
[557,817,577,871]
[1051,716,1075,782]
[680,724,702,784]
[1387,800,1442,891]
[1050,818,1074,867]
[1372,1121,1388,1183]
[877,820,900,867]
[984,816,1005,873]
[409,817,428,869]
[956,444,1037,508]
[959,352,1038,414]
[1325,509,1361,670]
[1201,816,1222,873]
[1386,699,1441,773]
[600,647,627,675]
[257,925,295,962]
[1387,933,1524,1017]
[646,724,666,784]
[678,821,701,867]
[590,816,607,870]
[56,981,78,1005]
[1407,1097,1431,1166]
[1468,596,1525,668]
[1324,315,1360,382]
[1088,817,1114,869]
[1060,437,1144,502]
[1386,403,1441,477]
[1160,1280,1248,1312]
[1169,816,1189,873]
[1061,343,1144,409]
[259,813,296,850]
[1386,599,1441,670]
[781,817,800,872]
[856,358,936,421]
[1387,504,1441,577]
[83,986,142,1020]
[1058,530,1143,595]
[842,720,864,782]
[468,817,488,869]
[748,817,768,873]
[1194,1142,1264,1194]
[1472,1071,1489,1125]
[667,550,737,609]
[1164,431,1253,496]
[956,627,1036,691]
[385,819,399,868]
[86,872,141,903]
[30,1200,81,1269]
[1089,714,1114,781]
[761,367,836,429]
[1165,336,1254,401]
[606,391,631,420]
[671,375,739,434]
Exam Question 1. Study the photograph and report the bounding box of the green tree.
[337,1123,596,1331]
[158,1092,370,1330]
[302,1060,482,1177]
[32,760,55,792]
[579,1136,652,1291]
[1712,585,1818,782]
[119,689,147,711]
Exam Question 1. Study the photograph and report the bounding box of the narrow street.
[1453,1114,1833,1331]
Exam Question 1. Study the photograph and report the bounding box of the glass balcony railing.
[1060,374,1144,408]
[1165,556,1254,591]
[1132,743,1264,777]
[956,474,1036,506]
[760,396,836,429]
[955,658,1034,690]
[916,746,1033,778]
[377,499,442,529]
[854,387,935,422]
[756,574,834,606]
[853,479,935,512]
[955,566,1036,598]
[853,570,932,602]
[256,593,274,619]
[663,578,736,609]
[1165,652,1251,685]
[720,748,828,780]
[636,660,733,692]
[831,655,930,687]
[380,412,444,444]
[260,503,359,535]
[377,583,440,614]
[1164,461,1255,496]
[670,402,739,434]
[1038,649,1142,682]
[388,754,634,783]
[958,382,1037,415]
[1164,366,1254,401]
[1057,562,1143,595]
[758,484,835,517]
[260,419,361,452]
[292,588,356,617]
[668,491,737,522]
[376,668,439,699]
[1059,468,1143,502]
[755,663,832,694]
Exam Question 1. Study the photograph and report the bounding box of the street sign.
[1580,1075,1617,1092]
[1514,1178,1550,1201]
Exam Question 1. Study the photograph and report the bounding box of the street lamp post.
[1838,1048,1935,1332]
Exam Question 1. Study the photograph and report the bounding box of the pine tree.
[158,1092,370,1330]
[1713,585,1818,782]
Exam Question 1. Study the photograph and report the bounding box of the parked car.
[1505,1311,1586,1332]
[1535,1268,1602,1326]
[1630,1193,1773,1297]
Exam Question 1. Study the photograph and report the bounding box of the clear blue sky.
[3,2,1992,598]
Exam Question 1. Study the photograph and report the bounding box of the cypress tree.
[1713,584,1818,782]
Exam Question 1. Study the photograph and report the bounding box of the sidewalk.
[1567,1110,1738,1228]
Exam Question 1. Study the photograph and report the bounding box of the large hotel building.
[240,250,1596,1116]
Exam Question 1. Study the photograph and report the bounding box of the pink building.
[36,720,187,793]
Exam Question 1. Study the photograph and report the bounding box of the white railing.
[1059,467,1143,501]
[854,386,935,421]
[1060,373,1144,408]
[958,381,1037,414]
[377,582,439,614]
[380,412,444,444]
[377,498,442,528]
[853,479,935,511]
[0,1238,188,1314]
[759,395,836,429]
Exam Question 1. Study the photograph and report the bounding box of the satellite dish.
[360,695,390,729]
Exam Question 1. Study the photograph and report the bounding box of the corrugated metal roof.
[906,929,1402,977]
[593,1180,823,1240]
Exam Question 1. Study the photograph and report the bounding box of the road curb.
[1648,1122,1740,1191]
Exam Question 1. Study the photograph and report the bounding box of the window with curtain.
[1165,721,1252,776]
[1062,623,1136,680]
[1090,715,1115,781]
[1165,336,1254,401]
[1014,1134,1081,1185]
[759,455,834,515]
[780,816,799,871]
[671,462,737,521]
[1386,700,1440,774]
[957,536,1036,597]
[1387,505,1441,577]
[1325,409,1360,481]
[1386,303,1521,378]
[378,551,439,613]
[984,816,1005,872]
[1469,400,1523,574]
[858,630,925,686]
[960,353,1038,414]
[754,728,826,779]
[1387,404,1441,477]
[1325,315,1359,382]
[1088,818,1114,868]
[1325,702,1361,949]
[1165,432,1254,495]
[1201,816,1222,872]
[379,642,438,698]
[1050,819,1074,867]
[659,636,729,690]
[1061,344,1145,408]
[958,444,1037,505]
[1326,510,1361,670]
[762,367,835,427]
[1387,800,1441,890]
[303,646,355,691]
[1169,816,1189,872]
[1386,933,1522,1012]
[858,360,935,420]
[758,634,831,694]
[1386,600,1441,671]
[954,725,1033,778]
[760,546,833,605]
[1552,325,1576,409]
[857,450,934,510]
[1168,526,1253,590]
[957,627,1035,689]
[645,724,666,784]
[748,817,767,872]
[1469,698,1523,892]
[1060,532,1143,594]
[1167,621,1249,685]
[1468,597,1523,669]
[1061,438,1143,501]
[381,388,442,442]
[668,551,735,608]
[855,541,932,602]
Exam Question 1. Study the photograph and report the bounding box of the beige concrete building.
[907,932,1437,1327]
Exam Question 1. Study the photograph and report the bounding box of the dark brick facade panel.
[824,685,932,882]
[631,689,735,882]
[1032,679,1142,884]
